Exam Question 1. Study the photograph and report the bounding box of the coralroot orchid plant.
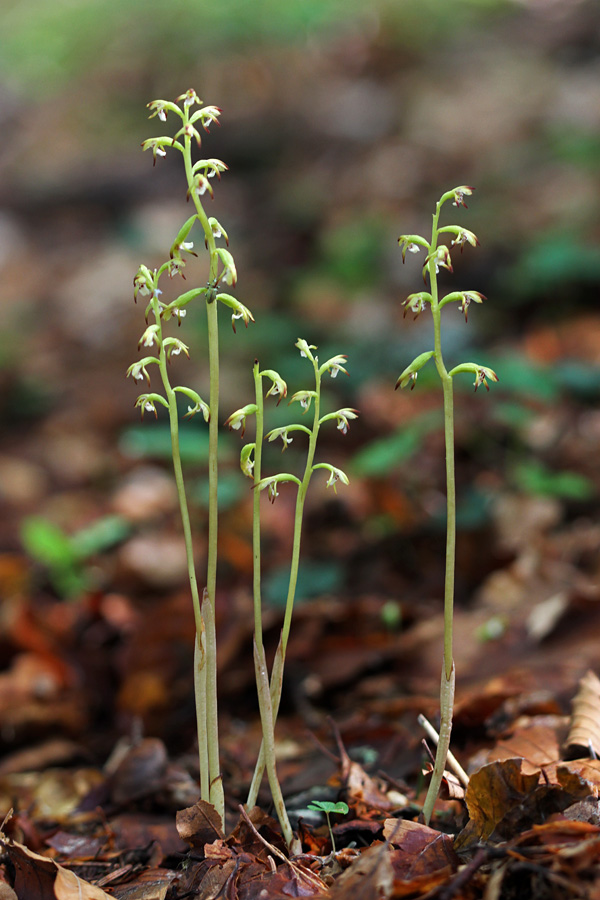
[128,90,253,831]
[226,339,357,849]
[128,91,355,847]
[396,186,498,825]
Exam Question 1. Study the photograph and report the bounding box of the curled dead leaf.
[566,670,600,758]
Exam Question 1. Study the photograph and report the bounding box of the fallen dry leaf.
[0,832,111,900]
[175,799,223,849]
[328,841,394,900]
[454,759,541,850]
[565,669,600,758]
[382,819,457,878]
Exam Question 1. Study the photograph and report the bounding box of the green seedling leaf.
[21,516,77,570]
[513,460,595,501]
[70,515,131,558]
[20,516,86,599]
[308,801,349,815]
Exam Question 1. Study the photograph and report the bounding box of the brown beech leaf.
[382,819,458,878]
[565,670,600,758]
[487,723,561,774]
[329,841,394,900]
[176,800,223,849]
[0,832,111,900]
[454,759,541,851]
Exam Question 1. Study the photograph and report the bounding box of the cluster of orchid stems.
[127,90,254,831]
[225,339,357,849]
[396,185,498,825]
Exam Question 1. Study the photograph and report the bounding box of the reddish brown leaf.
[176,800,223,849]
[454,759,541,850]
[382,819,458,878]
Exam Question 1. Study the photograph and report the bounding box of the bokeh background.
[1,0,600,769]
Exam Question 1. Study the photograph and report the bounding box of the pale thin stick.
[237,806,324,891]
[418,713,469,788]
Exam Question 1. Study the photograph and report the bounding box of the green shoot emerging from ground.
[307,800,349,854]
[396,186,498,825]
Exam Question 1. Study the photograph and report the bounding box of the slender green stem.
[151,288,209,797]
[181,109,224,825]
[282,364,321,657]
[421,196,457,825]
[253,639,296,850]
[247,360,321,808]
[252,362,264,647]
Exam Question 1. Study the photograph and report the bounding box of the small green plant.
[307,800,349,853]
[21,514,130,598]
[226,339,356,849]
[396,186,498,824]
[128,90,253,830]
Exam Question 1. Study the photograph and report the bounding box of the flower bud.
[147,99,181,122]
[289,390,317,413]
[192,158,228,180]
[395,350,436,390]
[126,357,158,386]
[402,292,432,319]
[256,474,301,504]
[141,137,173,166]
[134,393,168,419]
[175,387,210,421]
[312,463,350,494]
[207,217,229,246]
[295,339,317,361]
[176,89,201,108]
[138,324,160,349]
[451,185,474,208]
[162,337,190,361]
[448,362,499,391]
[261,370,288,404]
[240,443,255,479]
[216,249,237,286]
[320,354,348,378]
[224,404,258,438]
[398,235,429,263]
[319,408,359,435]
[216,293,254,332]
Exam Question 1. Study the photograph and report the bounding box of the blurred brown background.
[0,0,599,763]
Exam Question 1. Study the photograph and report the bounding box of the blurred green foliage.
[512,460,595,501]
[21,514,130,598]
[0,0,515,95]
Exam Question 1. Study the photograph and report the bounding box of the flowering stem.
[422,195,457,826]
[246,359,321,809]
[181,115,224,825]
[150,286,210,797]
[252,362,264,647]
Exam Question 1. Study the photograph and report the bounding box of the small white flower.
[268,482,279,503]
[407,243,420,254]
[174,309,187,320]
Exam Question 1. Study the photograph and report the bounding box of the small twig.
[418,714,469,787]
[237,805,324,892]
